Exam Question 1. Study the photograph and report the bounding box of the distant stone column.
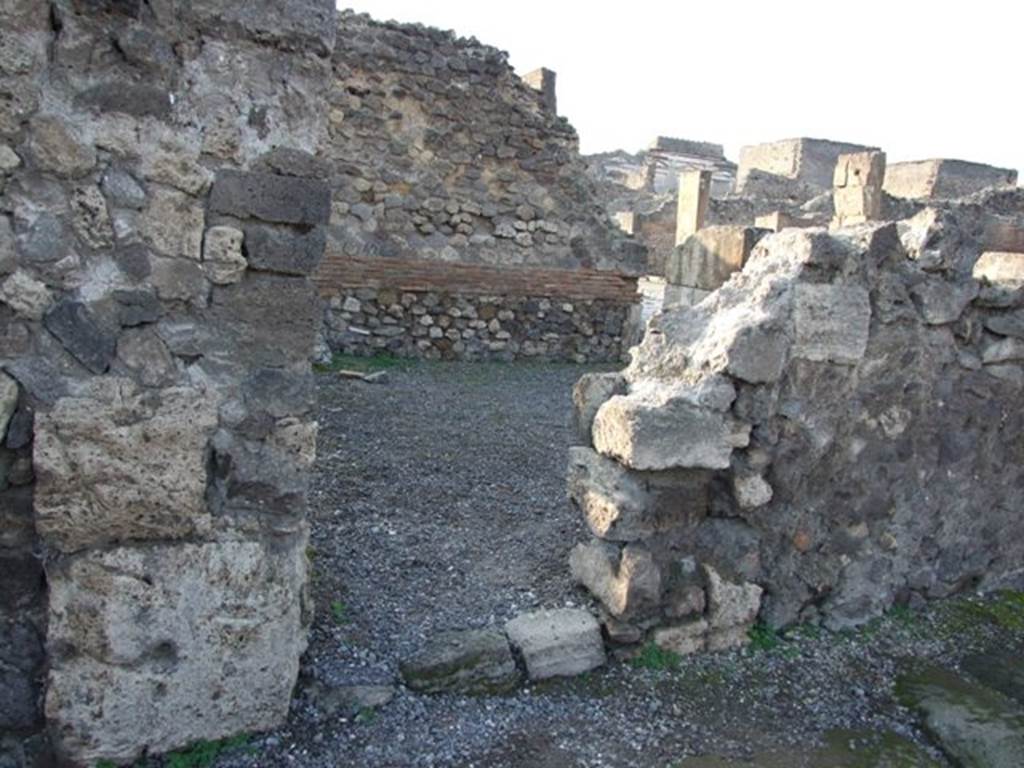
[832,150,886,228]
[675,169,711,246]
[522,67,557,114]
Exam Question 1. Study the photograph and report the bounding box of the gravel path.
[307,361,594,683]
[212,361,1024,768]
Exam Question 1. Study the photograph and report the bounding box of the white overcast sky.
[341,1,1022,177]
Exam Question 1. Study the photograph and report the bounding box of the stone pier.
[675,169,712,245]
[832,150,886,228]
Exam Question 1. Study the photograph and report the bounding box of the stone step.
[399,627,520,695]
[896,660,1024,767]
[673,729,940,767]
[961,649,1024,708]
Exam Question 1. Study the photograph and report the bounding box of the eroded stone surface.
[202,225,247,285]
[652,619,707,656]
[705,565,762,631]
[571,372,626,445]
[592,381,750,471]
[0,372,17,440]
[572,207,1024,642]
[34,382,219,553]
[0,270,52,320]
[46,540,309,765]
[27,116,95,178]
[569,540,662,620]
[792,283,871,364]
[567,446,708,540]
[399,628,519,695]
[505,609,606,680]
[896,662,1024,768]
[3,0,332,757]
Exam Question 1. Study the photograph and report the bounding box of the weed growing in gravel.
[354,707,377,724]
[164,734,252,768]
[785,622,823,641]
[696,661,741,687]
[887,604,916,625]
[941,589,1024,635]
[630,642,681,672]
[857,616,884,642]
[747,622,783,652]
[330,600,350,625]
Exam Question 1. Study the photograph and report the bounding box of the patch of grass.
[747,622,783,652]
[629,642,681,672]
[330,600,350,625]
[858,616,884,641]
[942,589,1024,635]
[165,734,252,768]
[887,604,917,625]
[980,590,1024,631]
[95,761,117,768]
[785,622,822,641]
[695,661,741,688]
[354,707,377,724]
[313,352,414,375]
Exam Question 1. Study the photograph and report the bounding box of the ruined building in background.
[586,137,736,276]
[734,137,879,199]
[885,158,1018,201]
[315,12,645,364]
[660,142,1018,310]
[586,137,736,208]
[590,137,868,279]
[592,134,1019,287]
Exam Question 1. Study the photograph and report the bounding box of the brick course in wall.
[316,256,639,361]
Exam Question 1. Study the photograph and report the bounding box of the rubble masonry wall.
[315,12,645,363]
[570,191,1024,653]
[0,0,336,762]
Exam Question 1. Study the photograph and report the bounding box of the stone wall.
[316,11,644,360]
[884,159,1018,200]
[570,189,1024,653]
[0,0,333,762]
[323,288,635,363]
[316,257,639,362]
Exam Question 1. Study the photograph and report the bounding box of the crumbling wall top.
[649,137,726,160]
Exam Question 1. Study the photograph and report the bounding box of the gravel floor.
[306,361,593,683]
[213,361,1024,768]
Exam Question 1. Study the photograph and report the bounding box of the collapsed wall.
[315,12,645,363]
[1,0,334,762]
[570,188,1024,652]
